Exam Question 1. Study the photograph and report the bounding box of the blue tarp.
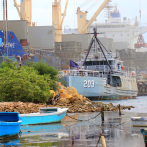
[0,30,26,57]
[0,38,2,45]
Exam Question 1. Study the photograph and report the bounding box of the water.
[0,96,147,147]
[0,111,146,147]
[96,96,147,113]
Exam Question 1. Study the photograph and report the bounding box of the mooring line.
[96,133,102,147]
[115,118,131,127]
[66,112,101,121]
[65,121,78,129]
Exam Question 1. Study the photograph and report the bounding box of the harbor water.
[0,96,146,147]
[98,96,147,113]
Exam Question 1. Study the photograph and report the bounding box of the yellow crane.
[77,0,110,34]
[52,0,69,42]
[13,0,33,26]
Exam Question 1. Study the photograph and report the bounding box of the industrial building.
[1,0,147,72]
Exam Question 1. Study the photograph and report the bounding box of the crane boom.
[81,0,110,34]
[13,0,23,20]
[61,0,69,26]
[59,0,61,5]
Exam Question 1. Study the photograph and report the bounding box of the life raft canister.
[132,71,135,76]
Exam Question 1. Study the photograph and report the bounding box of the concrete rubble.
[0,85,134,113]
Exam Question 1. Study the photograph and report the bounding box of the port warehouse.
[0,20,147,71]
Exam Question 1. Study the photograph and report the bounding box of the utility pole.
[3,0,8,56]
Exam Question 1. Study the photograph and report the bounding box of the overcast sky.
[0,0,147,41]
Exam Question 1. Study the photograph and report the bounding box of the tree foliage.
[0,59,59,103]
[26,61,59,81]
[58,77,68,87]
[0,58,17,69]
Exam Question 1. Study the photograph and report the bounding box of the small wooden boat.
[19,107,68,125]
[131,117,147,127]
[0,112,22,137]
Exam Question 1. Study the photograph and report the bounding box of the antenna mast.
[104,0,114,23]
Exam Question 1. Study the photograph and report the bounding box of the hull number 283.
[84,80,95,88]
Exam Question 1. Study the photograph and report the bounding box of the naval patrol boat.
[61,29,138,100]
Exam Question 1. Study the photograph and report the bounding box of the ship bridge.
[89,23,147,51]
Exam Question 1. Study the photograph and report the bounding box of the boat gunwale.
[19,108,68,117]
[0,120,22,125]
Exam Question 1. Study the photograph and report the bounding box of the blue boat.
[131,117,147,127]
[141,129,147,146]
[0,112,22,137]
[19,107,68,125]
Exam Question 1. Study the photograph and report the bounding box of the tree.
[0,59,59,103]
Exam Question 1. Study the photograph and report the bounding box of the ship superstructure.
[90,19,147,50]
[91,4,147,50]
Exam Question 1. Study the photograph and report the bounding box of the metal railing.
[59,70,104,78]
[59,66,136,78]
[86,65,136,77]
[82,52,118,60]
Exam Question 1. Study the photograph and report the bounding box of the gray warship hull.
[64,73,138,100]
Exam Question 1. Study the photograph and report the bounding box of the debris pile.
[0,102,46,114]
[53,85,134,113]
[0,85,135,113]
[55,102,134,113]
[137,80,147,96]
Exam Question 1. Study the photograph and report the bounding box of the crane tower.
[13,0,32,26]
[77,0,110,34]
[52,0,69,42]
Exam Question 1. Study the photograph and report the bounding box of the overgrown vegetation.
[58,77,68,87]
[0,58,59,103]
[26,60,68,87]
[26,61,58,81]
[1,58,17,69]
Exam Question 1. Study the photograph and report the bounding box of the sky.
[0,0,147,41]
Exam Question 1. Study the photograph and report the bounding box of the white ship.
[64,2,147,52]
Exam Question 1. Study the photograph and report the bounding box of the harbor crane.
[77,0,110,34]
[52,0,69,42]
[13,0,33,26]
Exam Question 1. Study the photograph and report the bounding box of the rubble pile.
[54,85,134,113]
[0,102,47,114]
[55,100,134,113]
[0,85,134,113]
[137,80,147,96]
